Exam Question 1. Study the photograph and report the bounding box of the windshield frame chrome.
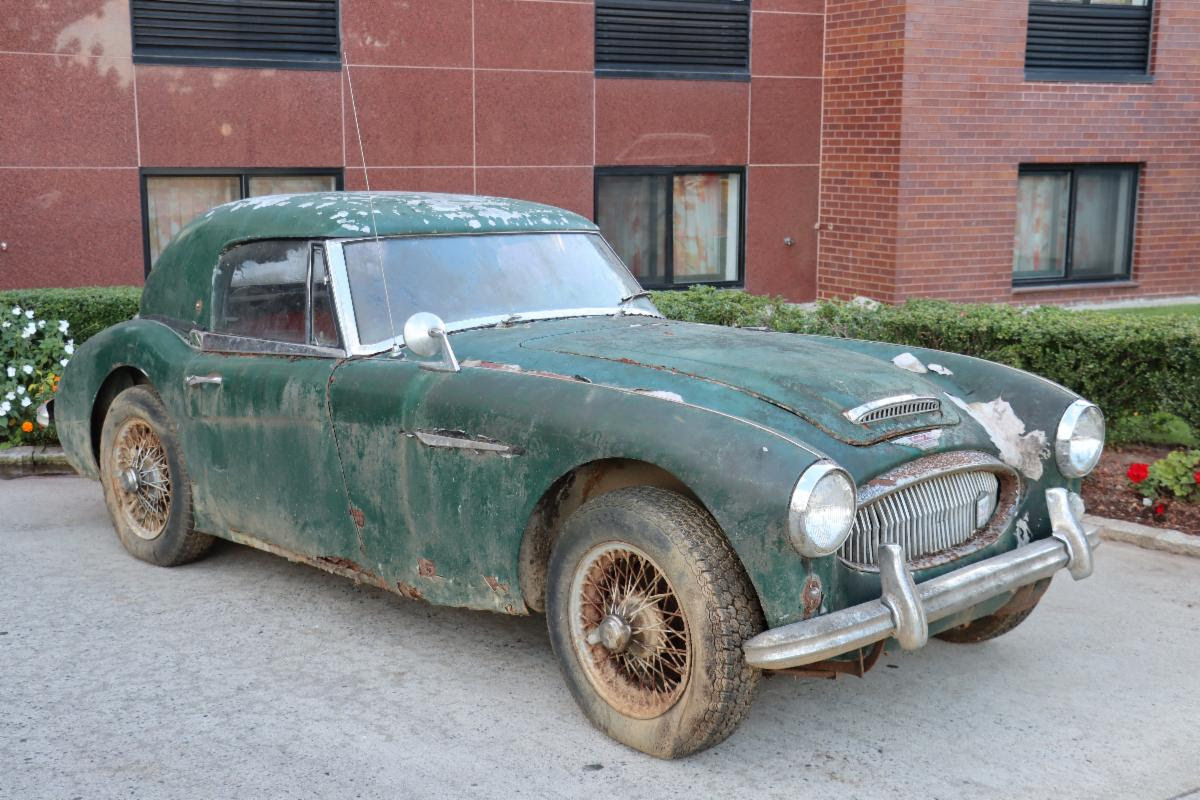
[324,232,663,357]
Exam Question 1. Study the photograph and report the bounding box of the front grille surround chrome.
[840,451,1022,572]
[844,394,942,425]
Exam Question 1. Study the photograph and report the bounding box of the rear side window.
[212,240,309,343]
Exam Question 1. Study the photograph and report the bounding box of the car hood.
[519,319,960,445]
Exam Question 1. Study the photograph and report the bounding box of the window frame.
[140,167,344,277]
[1013,163,1140,287]
[1024,0,1154,83]
[593,165,747,290]
[130,0,342,71]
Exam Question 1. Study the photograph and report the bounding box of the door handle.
[185,374,223,387]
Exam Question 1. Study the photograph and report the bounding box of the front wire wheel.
[570,543,691,719]
[547,486,765,758]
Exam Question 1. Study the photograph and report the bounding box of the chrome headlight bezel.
[1055,399,1105,478]
[788,462,857,558]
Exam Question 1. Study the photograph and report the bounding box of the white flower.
[58,320,69,333]
[5,366,13,378]
[21,364,33,375]
[0,401,9,415]
[59,358,69,367]
[24,309,34,319]
[1,321,9,329]
[10,306,20,316]
[4,391,13,401]
[64,341,75,355]
[16,385,25,395]
[20,396,31,408]
[36,319,45,329]
[21,322,36,338]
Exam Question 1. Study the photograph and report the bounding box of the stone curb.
[0,446,76,480]
[1085,513,1200,559]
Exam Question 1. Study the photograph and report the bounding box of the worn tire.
[546,486,764,759]
[99,385,213,566]
[935,578,1050,644]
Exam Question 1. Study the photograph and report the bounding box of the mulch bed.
[1081,445,1200,536]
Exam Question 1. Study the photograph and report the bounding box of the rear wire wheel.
[99,386,213,566]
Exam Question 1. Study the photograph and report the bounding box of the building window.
[142,169,342,274]
[1013,165,1138,285]
[1026,1,1152,80]
[596,168,743,288]
[595,0,750,81]
[131,0,341,70]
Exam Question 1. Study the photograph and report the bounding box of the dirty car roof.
[141,191,598,327]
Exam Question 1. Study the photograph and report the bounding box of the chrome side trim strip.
[413,430,519,456]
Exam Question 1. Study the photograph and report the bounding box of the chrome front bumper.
[743,488,1099,670]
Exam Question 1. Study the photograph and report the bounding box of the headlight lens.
[1055,400,1105,478]
[788,463,857,557]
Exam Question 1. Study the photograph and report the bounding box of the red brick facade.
[820,0,1200,303]
[1,1,1196,304]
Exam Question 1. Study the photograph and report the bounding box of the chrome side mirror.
[403,312,460,373]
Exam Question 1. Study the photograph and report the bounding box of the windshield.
[342,232,655,347]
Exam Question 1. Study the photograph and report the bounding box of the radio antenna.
[344,53,400,355]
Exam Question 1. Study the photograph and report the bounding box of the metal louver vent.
[131,0,341,70]
[1025,1,1152,76]
[595,0,750,80]
[845,396,942,425]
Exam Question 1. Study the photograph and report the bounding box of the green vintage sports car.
[51,192,1105,758]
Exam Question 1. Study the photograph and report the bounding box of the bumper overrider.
[743,488,1098,670]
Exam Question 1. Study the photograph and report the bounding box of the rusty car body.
[52,192,1105,757]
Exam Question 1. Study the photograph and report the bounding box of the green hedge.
[651,287,1200,436]
[0,286,142,344]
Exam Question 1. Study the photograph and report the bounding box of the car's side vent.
[595,0,751,80]
[131,0,341,70]
[845,396,942,425]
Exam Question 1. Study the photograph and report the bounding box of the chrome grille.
[846,396,941,424]
[840,470,1000,569]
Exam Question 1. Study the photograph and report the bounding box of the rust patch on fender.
[317,556,365,574]
[801,574,823,619]
[483,575,509,595]
[396,581,425,601]
[417,558,437,577]
[349,506,365,529]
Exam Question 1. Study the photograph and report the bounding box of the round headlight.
[1055,400,1105,478]
[788,463,857,557]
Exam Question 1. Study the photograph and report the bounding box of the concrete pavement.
[2,476,1198,800]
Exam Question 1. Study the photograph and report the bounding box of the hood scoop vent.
[845,395,942,425]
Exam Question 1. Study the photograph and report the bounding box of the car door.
[181,240,358,561]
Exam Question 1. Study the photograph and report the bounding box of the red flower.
[1154,502,1167,516]
[1126,463,1150,484]
[1194,471,1200,485]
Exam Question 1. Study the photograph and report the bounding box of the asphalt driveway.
[2,476,1198,800]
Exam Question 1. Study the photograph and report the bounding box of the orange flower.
[20,421,33,433]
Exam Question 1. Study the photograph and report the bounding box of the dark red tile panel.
[0,53,135,167]
[475,71,593,166]
[595,79,748,166]
[137,65,342,168]
[0,168,143,289]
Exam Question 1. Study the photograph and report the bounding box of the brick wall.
[820,0,1200,304]
[818,0,907,303]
